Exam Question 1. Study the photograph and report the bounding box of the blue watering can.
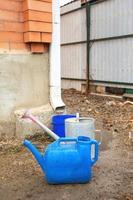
[23,136,99,184]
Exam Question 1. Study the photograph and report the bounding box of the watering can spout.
[23,140,45,173]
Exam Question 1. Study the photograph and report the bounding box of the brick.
[0,0,22,12]
[22,0,28,11]
[0,10,20,22]
[0,42,9,50]
[41,33,52,43]
[23,10,52,23]
[10,0,23,2]
[0,22,23,32]
[10,42,30,51]
[24,21,52,32]
[0,32,23,42]
[24,32,41,42]
[19,12,24,22]
[23,0,52,13]
[0,22,4,30]
[31,43,49,53]
[37,0,52,2]
[31,43,44,53]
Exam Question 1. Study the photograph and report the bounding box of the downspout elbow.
[50,86,65,113]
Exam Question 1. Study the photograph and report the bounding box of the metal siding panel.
[61,4,87,91]
[90,0,133,39]
[61,43,87,79]
[61,79,83,91]
[61,0,81,15]
[90,38,133,83]
[61,8,87,43]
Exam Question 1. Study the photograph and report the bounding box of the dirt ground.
[0,89,133,200]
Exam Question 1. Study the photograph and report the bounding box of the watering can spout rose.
[23,136,99,184]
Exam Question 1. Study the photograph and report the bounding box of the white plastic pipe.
[22,110,59,140]
[50,0,65,113]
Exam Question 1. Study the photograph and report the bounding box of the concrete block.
[14,104,53,139]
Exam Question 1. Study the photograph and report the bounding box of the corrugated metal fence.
[61,0,87,91]
[90,0,133,87]
[61,0,133,91]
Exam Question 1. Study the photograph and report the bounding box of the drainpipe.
[50,0,65,113]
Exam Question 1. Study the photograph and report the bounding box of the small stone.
[106,101,116,106]
[85,100,90,104]
[87,108,92,112]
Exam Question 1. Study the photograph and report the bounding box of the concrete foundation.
[0,53,51,137]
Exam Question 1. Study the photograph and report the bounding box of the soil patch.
[0,89,133,200]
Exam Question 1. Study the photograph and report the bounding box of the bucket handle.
[90,140,99,166]
[57,138,77,145]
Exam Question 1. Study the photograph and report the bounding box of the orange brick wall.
[0,0,52,53]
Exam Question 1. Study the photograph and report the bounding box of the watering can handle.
[90,140,99,166]
[57,138,77,145]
